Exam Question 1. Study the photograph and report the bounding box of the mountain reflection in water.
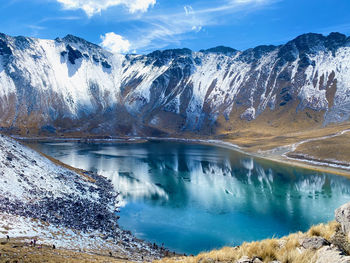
[30,141,350,254]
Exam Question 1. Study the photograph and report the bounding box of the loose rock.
[198,257,215,263]
[313,245,350,263]
[335,202,350,237]
[237,256,253,263]
[300,236,329,250]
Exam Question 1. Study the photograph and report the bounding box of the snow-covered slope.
[0,134,164,259]
[0,134,98,202]
[0,32,350,136]
[0,133,116,232]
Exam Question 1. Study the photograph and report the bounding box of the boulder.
[313,245,350,263]
[236,257,263,263]
[335,202,350,237]
[198,258,215,263]
[300,237,329,249]
[237,256,252,263]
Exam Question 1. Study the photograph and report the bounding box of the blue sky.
[1,0,350,54]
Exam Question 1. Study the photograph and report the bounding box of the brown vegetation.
[156,221,341,263]
[289,132,350,165]
[0,238,128,263]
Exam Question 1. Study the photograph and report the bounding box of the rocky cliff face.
[0,32,349,136]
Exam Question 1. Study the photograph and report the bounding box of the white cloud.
[128,0,156,13]
[192,25,202,32]
[100,32,131,54]
[56,0,156,17]
[184,5,194,16]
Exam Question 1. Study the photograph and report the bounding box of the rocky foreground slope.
[0,134,165,261]
[0,32,350,137]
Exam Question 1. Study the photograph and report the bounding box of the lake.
[29,140,350,255]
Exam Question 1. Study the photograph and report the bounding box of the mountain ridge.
[0,32,350,137]
[3,31,349,55]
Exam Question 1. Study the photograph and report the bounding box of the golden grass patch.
[156,222,341,263]
[290,132,350,164]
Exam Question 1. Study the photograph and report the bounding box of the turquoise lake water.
[30,140,350,254]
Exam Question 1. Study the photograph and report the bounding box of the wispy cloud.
[184,0,278,16]
[37,0,279,53]
[27,25,46,30]
[126,0,279,52]
[39,16,82,22]
[26,24,47,37]
[55,0,156,17]
[24,15,82,35]
[319,23,350,35]
[128,6,203,51]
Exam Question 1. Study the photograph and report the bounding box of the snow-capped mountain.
[0,32,349,136]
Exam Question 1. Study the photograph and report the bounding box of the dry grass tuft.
[307,221,339,240]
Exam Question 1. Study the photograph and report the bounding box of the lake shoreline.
[15,135,350,177]
[0,134,173,262]
[8,134,350,261]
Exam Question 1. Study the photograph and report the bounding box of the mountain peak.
[200,46,238,55]
[147,48,192,58]
[325,32,348,51]
[287,32,348,51]
[56,34,102,50]
[240,45,278,62]
[62,34,88,43]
